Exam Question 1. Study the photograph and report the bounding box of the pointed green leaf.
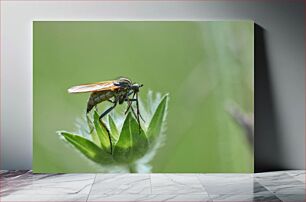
[93,111,112,153]
[59,131,114,164]
[86,115,100,146]
[147,94,168,144]
[113,113,148,163]
[108,115,119,144]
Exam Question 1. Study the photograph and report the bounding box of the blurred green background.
[33,21,254,173]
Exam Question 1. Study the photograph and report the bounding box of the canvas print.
[33,21,254,173]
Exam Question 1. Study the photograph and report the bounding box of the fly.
[68,77,144,128]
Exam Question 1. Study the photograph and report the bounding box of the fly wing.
[68,80,119,93]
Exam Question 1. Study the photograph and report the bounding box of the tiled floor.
[0,170,305,201]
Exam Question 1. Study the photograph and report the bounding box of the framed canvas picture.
[33,21,254,173]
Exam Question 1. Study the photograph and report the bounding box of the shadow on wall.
[254,24,286,172]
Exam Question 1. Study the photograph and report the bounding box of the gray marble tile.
[265,183,305,195]
[253,181,272,194]
[90,174,151,195]
[139,194,211,202]
[286,170,306,175]
[1,173,95,196]
[211,194,281,202]
[151,174,207,195]
[275,194,305,202]
[1,171,52,196]
[0,170,28,177]
[88,194,211,201]
[1,170,34,182]
[255,170,292,178]
[198,174,254,195]
[255,171,303,181]
[2,170,305,202]
[0,194,88,201]
[254,171,292,180]
[256,173,305,195]
[253,194,282,202]
[0,170,8,174]
[286,170,305,183]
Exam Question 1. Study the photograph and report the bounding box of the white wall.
[1,1,304,170]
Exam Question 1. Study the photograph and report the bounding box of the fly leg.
[99,98,116,155]
[125,95,141,133]
[99,100,117,120]
[135,92,145,122]
[124,93,140,124]
[124,93,136,114]
[124,94,145,122]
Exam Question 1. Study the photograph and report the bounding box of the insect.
[68,77,144,126]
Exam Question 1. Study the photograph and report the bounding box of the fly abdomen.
[86,91,114,113]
